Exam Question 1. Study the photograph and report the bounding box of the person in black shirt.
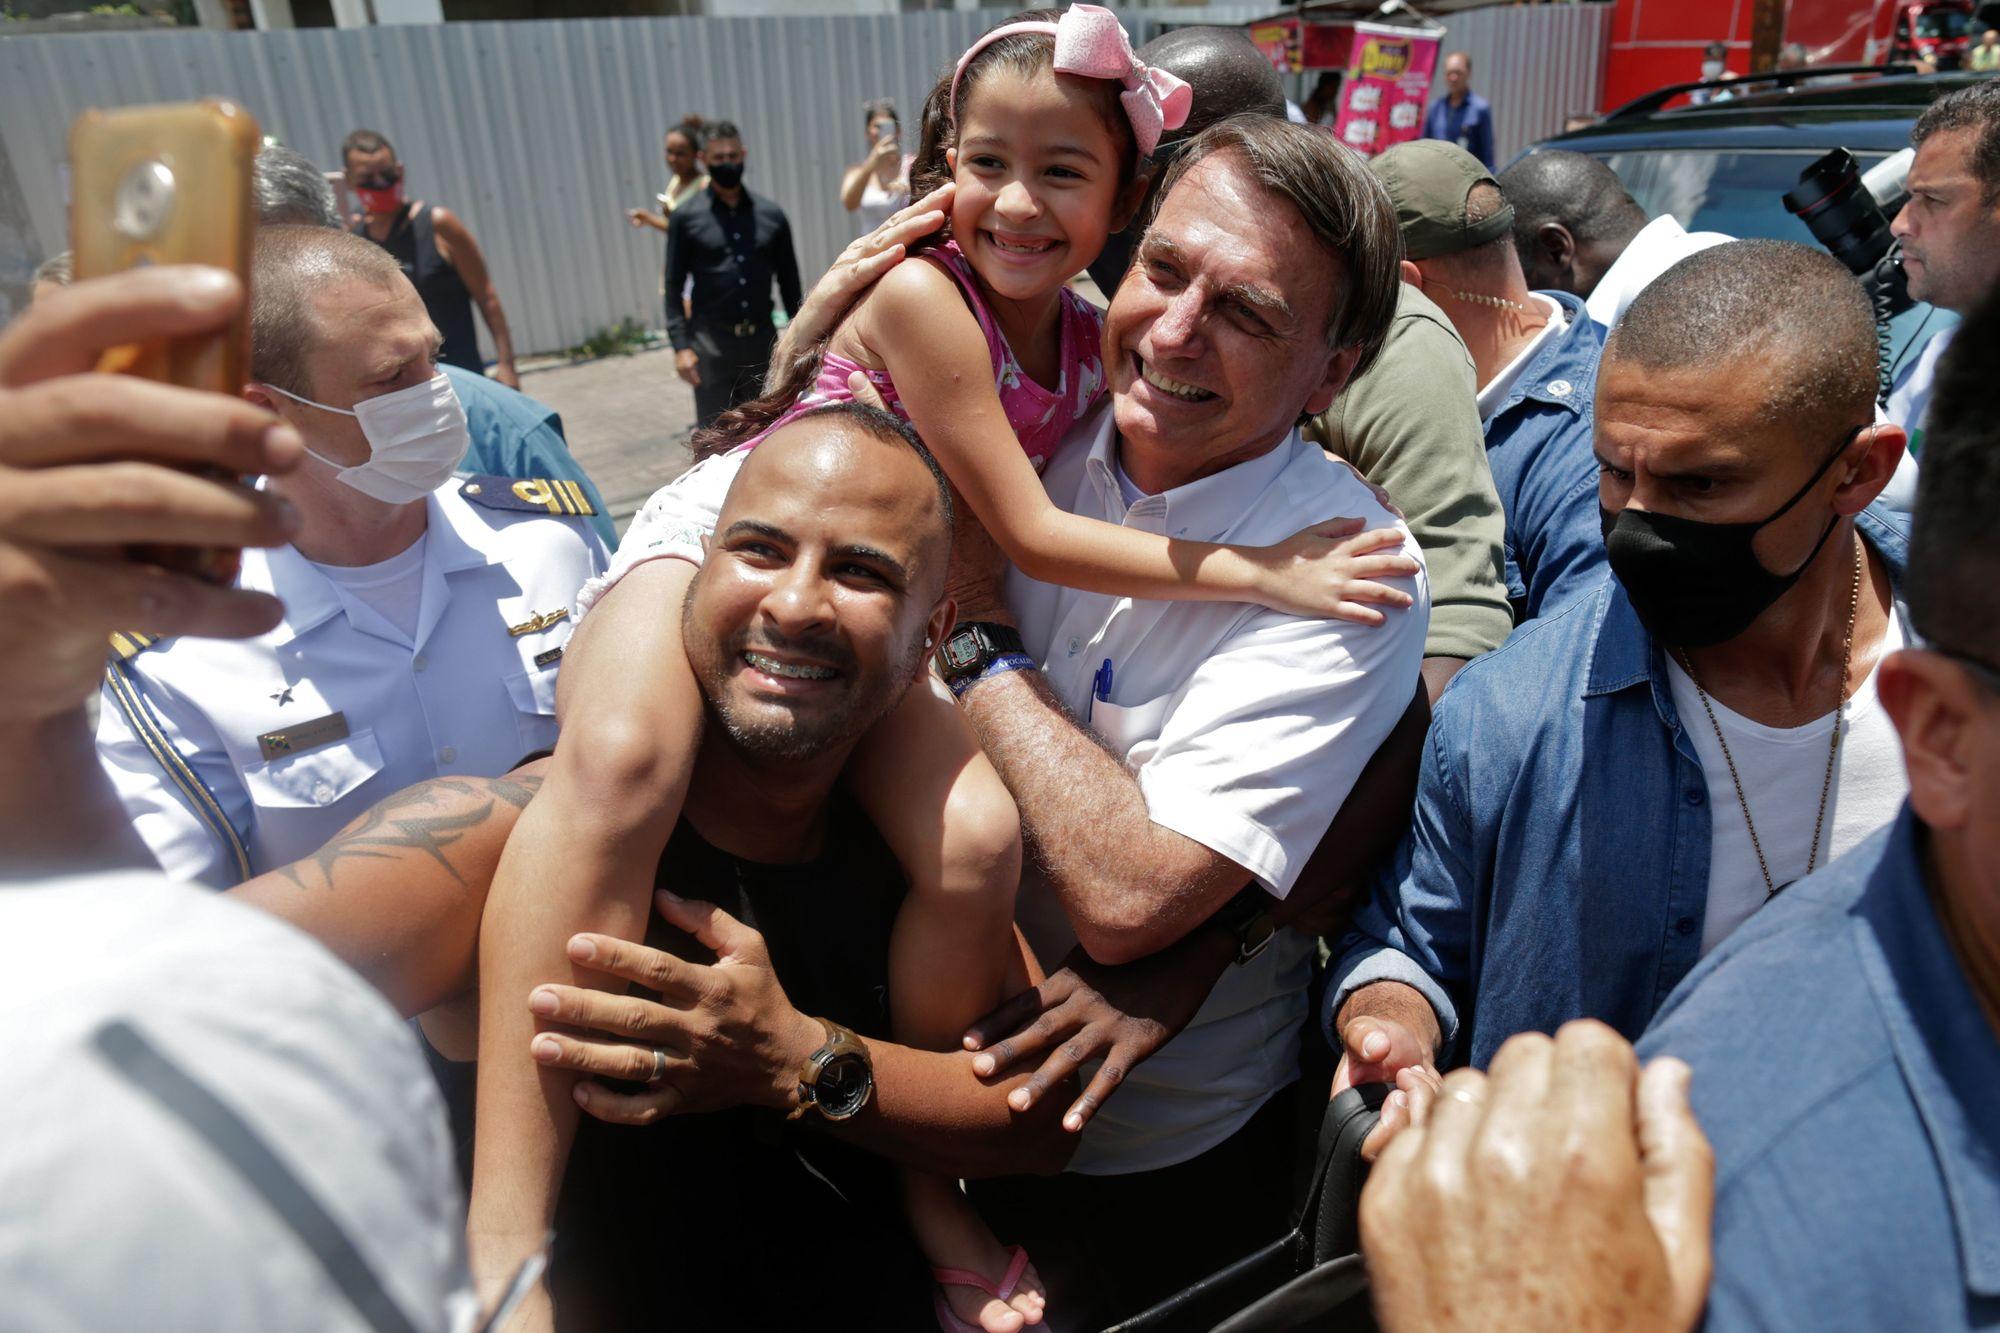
[665,121,804,426]
[343,129,521,388]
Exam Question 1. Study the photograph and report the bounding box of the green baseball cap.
[1368,139,1516,261]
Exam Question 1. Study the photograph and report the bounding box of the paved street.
[518,346,697,537]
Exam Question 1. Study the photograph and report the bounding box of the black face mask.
[707,161,745,189]
[1602,425,1866,648]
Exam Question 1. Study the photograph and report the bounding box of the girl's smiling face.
[948,64,1143,304]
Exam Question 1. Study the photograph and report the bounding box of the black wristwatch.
[1214,886,1277,966]
[935,621,1031,695]
[789,1017,874,1121]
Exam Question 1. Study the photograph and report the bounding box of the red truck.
[1603,0,1979,112]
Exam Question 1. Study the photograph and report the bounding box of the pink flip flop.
[932,1245,1033,1333]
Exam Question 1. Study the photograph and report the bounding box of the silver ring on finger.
[648,1048,668,1084]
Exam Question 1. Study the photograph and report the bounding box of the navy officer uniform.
[96,475,607,888]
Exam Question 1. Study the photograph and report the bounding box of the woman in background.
[839,98,911,234]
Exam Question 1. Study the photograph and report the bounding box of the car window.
[1593,149,1890,244]
[1915,9,1970,38]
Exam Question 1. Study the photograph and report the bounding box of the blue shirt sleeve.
[1422,98,1447,143]
[1517,463,1610,621]
[1468,101,1496,169]
[1326,702,1475,1058]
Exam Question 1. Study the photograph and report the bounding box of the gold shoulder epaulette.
[108,631,162,662]
[460,474,597,518]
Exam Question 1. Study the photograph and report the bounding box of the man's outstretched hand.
[1331,981,1441,1160]
[1361,1021,1715,1333]
[961,929,1232,1133]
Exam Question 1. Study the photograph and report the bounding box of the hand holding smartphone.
[68,98,261,586]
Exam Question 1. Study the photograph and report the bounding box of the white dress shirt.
[0,871,472,1331]
[1006,404,1430,1174]
[96,480,607,887]
[1584,214,1733,330]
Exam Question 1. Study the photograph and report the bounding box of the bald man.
[1498,149,1730,329]
[1639,286,2000,1332]
[1328,240,1913,1102]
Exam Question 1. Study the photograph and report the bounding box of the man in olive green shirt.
[1309,283,1511,699]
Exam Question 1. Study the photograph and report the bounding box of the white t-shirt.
[854,162,911,236]
[0,871,473,1331]
[311,531,429,645]
[1885,324,1956,449]
[1006,405,1430,1175]
[1667,611,1909,957]
[1584,214,1733,330]
[1476,293,1567,424]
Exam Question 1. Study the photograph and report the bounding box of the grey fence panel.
[0,14,991,350]
[1418,3,1612,165]
[0,5,1608,347]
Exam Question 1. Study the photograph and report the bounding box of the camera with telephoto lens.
[1783,146,1916,319]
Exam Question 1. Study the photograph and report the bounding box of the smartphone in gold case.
[68,98,261,586]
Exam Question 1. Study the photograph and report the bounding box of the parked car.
[1520,67,1986,248]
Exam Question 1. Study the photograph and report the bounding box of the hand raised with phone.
[0,267,301,722]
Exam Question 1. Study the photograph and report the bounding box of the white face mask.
[263,371,469,505]
[1701,59,1726,78]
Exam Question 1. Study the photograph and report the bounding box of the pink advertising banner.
[1332,22,1442,158]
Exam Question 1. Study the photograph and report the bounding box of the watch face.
[940,632,984,673]
[814,1053,873,1120]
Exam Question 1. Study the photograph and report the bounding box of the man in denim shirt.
[1639,295,2000,1331]
[1370,140,1608,623]
[1327,241,1914,1113]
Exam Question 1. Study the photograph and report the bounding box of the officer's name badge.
[258,711,350,763]
[534,646,564,669]
[508,607,570,637]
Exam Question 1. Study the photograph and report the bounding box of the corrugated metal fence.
[1434,2,1610,165]
[0,5,1608,353]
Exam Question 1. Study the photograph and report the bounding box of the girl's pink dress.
[746,240,1106,467]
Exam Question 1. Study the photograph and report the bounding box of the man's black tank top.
[351,203,483,374]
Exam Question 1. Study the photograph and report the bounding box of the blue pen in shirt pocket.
[1089,658,1114,722]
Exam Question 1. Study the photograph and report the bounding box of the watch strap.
[935,622,1028,687]
[948,652,1036,698]
[789,1017,872,1121]
[1215,886,1277,966]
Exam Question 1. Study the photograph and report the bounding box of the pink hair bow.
[949,4,1194,159]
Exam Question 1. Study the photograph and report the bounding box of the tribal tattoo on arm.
[270,772,544,892]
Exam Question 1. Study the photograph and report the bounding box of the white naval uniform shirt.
[95,480,607,888]
[1005,404,1430,1175]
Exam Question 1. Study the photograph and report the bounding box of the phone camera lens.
[113,159,177,241]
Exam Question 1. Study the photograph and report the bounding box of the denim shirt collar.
[1583,504,1915,723]
[1855,807,2000,1296]
[1485,289,1600,425]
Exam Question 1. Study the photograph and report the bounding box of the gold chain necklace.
[1675,537,1863,901]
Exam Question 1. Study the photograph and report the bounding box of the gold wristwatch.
[788,1017,874,1121]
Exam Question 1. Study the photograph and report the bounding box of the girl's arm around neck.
[856,260,1265,604]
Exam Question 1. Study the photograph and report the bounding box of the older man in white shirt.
[925,118,1428,1327]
